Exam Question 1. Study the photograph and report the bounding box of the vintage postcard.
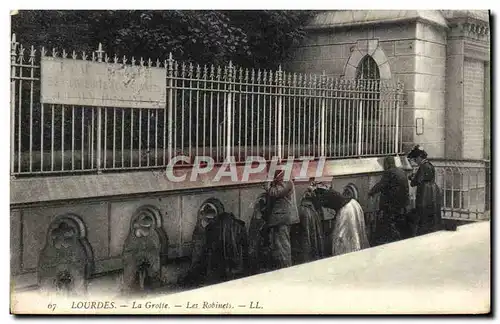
[9,8,491,315]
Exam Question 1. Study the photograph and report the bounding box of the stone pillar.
[412,22,447,158]
[445,37,465,159]
[443,16,490,219]
[445,18,490,160]
[484,62,491,160]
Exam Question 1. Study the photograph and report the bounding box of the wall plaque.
[41,57,166,109]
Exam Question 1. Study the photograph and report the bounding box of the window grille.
[356,55,380,80]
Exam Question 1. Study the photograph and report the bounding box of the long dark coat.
[296,196,326,264]
[410,160,443,235]
[181,212,248,286]
[248,192,281,274]
[369,160,410,212]
[204,212,249,283]
[368,157,410,245]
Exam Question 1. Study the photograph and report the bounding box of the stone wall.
[285,24,417,78]
[11,156,410,290]
[410,22,447,158]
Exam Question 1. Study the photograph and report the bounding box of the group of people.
[180,144,444,286]
[369,145,443,244]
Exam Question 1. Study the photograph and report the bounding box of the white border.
[2,1,497,323]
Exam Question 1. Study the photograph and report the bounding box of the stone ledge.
[430,159,489,168]
[305,11,447,30]
[11,156,412,206]
[464,40,490,61]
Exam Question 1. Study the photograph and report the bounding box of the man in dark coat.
[180,204,218,286]
[181,209,248,286]
[368,156,410,244]
[248,193,272,275]
[296,188,326,264]
[264,169,299,270]
[204,212,249,283]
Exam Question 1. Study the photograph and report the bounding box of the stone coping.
[11,156,411,206]
[305,10,448,30]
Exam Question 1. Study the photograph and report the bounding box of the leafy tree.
[11,10,318,69]
[10,10,319,158]
[225,10,314,67]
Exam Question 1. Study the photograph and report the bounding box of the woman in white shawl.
[310,182,370,256]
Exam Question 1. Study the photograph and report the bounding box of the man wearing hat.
[368,156,410,245]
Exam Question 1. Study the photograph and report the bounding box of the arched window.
[356,55,380,80]
[355,55,381,155]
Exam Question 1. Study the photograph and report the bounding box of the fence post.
[95,43,104,173]
[357,80,364,156]
[10,33,17,176]
[394,81,403,154]
[226,62,234,159]
[167,53,174,163]
[320,71,327,157]
[277,66,284,160]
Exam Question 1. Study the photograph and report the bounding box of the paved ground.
[133,221,491,314]
[11,221,490,314]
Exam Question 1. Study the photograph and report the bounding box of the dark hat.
[314,187,351,212]
[407,145,428,159]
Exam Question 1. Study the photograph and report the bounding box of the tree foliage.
[11,10,317,69]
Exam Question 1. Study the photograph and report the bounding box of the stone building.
[286,10,491,160]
